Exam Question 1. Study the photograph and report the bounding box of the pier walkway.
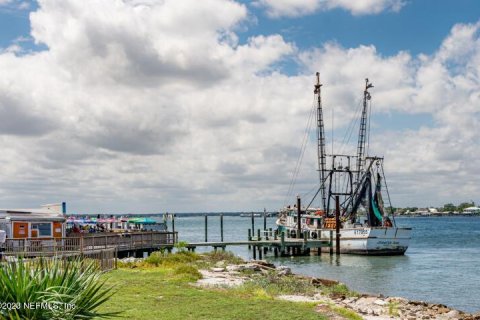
[0,231,177,269]
[186,230,334,259]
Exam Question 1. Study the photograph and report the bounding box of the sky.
[0,0,479,214]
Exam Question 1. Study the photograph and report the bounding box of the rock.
[276,266,291,275]
[226,265,245,272]
[211,267,225,272]
[120,257,140,263]
[374,299,387,306]
[342,297,356,304]
[438,307,451,314]
[249,260,276,269]
[445,310,460,318]
[215,260,226,267]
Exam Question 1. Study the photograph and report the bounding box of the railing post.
[80,236,84,257]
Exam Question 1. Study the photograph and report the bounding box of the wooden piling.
[329,230,334,255]
[335,195,341,255]
[251,212,255,235]
[248,229,251,249]
[172,213,175,234]
[204,214,208,243]
[263,208,267,232]
[220,214,224,242]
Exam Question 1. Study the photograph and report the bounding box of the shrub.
[0,258,117,319]
[238,272,317,297]
[173,264,202,281]
[322,284,358,298]
[200,251,244,266]
[144,251,166,266]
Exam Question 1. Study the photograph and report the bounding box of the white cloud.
[0,0,479,213]
[253,0,405,18]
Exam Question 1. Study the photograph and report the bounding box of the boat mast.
[314,72,327,211]
[355,79,374,185]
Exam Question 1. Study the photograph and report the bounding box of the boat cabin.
[0,203,66,239]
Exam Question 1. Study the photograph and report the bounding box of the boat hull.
[278,225,411,255]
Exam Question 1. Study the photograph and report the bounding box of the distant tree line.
[439,202,476,212]
[393,202,476,214]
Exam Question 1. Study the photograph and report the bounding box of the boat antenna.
[355,78,374,185]
[314,72,327,210]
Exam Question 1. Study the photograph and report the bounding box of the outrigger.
[277,73,411,255]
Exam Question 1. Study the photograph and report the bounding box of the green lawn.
[98,268,328,320]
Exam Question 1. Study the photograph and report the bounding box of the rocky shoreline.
[195,259,479,320]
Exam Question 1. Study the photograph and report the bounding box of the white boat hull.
[319,227,411,255]
[278,224,411,255]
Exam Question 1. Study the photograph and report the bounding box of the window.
[31,223,52,237]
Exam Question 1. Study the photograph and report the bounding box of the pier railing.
[1,231,177,256]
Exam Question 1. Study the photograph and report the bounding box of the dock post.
[252,245,257,259]
[248,229,251,249]
[297,196,301,239]
[258,246,263,260]
[329,230,333,255]
[274,247,278,257]
[220,214,224,242]
[263,208,267,232]
[251,212,255,236]
[204,214,208,242]
[172,213,175,234]
[335,195,341,255]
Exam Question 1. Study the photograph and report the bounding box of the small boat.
[240,213,262,217]
[277,73,411,255]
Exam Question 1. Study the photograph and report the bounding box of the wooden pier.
[186,229,334,259]
[1,231,177,260]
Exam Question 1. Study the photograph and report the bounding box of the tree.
[458,202,475,212]
[442,203,456,212]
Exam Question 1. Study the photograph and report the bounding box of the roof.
[0,207,65,221]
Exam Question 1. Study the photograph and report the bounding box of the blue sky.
[0,0,479,212]
[3,1,480,61]
[241,1,480,57]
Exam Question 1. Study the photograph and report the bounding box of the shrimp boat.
[276,73,411,255]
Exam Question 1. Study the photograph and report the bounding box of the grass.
[97,268,328,320]
[388,301,400,316]
[235,272,318,298]
[99,251,363,320]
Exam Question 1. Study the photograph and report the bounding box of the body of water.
[168,215,480,313]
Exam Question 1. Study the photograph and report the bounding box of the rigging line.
[306,173,329,210]
[338,96,363,155]
[366,98,372,157]
[284,99,316,205]
[302,184,319,200]
[331,99,334,157]
[380,161,396,226]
